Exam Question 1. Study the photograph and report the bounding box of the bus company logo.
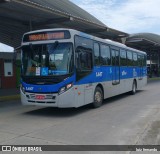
[26,87,34,91]
[133,69,137,77]
[110,68,112,74]
[96,72,103,77]
[2,146,11,151]
[122,71,127,76]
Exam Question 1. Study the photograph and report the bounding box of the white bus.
[18,28,147,108]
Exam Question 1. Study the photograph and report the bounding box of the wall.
[0,58,16,89]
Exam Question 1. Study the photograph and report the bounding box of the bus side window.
[133,53,138,66]
[100,44,111,65]
[94,43,100,66]
[143,55,147,66]
[75,35,93,71]
[76,47,92,71]
[120,49,127,66]
[141,55,145,67]
[127,51,133,66]
[76,47,93,81]
[138,55,141,66]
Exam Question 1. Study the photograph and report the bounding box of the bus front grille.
[28,94,56,100]
[25,93,57,105]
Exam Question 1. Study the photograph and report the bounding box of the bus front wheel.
[92,87,103,108]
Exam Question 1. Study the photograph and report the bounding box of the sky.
[1,0,160,52]
[70,0,160,34]
[0,43,13,52]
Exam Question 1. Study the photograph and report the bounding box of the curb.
[148,77,160,81]
[0,95,20,102]
[147,77,160,83]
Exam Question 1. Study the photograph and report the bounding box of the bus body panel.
[22,74,75,93]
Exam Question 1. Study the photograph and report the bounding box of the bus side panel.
[103,81,114,99]
[74,84,85,108]
[137,76,147,90]
[136,66,147,90]
[84,85,94,105]
[103,79,131,99]
[58,87,75,108]
[74,66,147,107]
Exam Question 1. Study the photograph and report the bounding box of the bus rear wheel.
[92,87,103,108]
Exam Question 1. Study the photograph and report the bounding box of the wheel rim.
[133,83,136,93]
[95,91,102,103]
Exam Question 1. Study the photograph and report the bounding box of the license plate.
[35,95,45,100]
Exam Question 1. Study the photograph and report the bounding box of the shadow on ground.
[23,90,145,118]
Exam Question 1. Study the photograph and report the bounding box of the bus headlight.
[59,83,73,95]
[20,84,25,94]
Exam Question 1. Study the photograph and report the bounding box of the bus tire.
[92,86,103,108]
[131,80,137,95]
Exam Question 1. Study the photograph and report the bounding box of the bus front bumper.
[20,87,75,108]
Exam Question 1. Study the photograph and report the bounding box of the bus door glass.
[75,36,93,81]
[138,55,143,80]
[111,49,120,84]
[75,35,93,106]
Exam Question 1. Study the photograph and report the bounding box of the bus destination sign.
[23,31,71,42]
[29,32,64,41]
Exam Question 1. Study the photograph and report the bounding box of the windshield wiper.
[29,43,35,53]
[48,41,59,54]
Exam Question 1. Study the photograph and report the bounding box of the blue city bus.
[19,28,147,108]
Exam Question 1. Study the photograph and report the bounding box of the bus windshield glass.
[22,43,73,76]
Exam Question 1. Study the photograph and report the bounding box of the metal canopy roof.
[0,0,128,48]
[126,33,160,51]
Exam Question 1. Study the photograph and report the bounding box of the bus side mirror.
[13,46,22,67]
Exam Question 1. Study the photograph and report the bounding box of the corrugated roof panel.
[126,33,160,51]
[128,33,160,45]
[30,0,106,26]
[0,0,128,47]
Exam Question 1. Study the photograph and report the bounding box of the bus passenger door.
[75,47,93,106]
[138,55,143,80]
[112,49,120,85]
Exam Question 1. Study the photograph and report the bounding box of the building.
[126,33,160,77]
[0,52,20,89]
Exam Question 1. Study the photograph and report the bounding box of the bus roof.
[23,28,146,55]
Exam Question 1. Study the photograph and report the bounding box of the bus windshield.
[22,43,74,76]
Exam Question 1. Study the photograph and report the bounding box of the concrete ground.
[0,80,160,154]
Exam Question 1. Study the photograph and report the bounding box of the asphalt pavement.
[0,88,19,96]
[0,88,20,102]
